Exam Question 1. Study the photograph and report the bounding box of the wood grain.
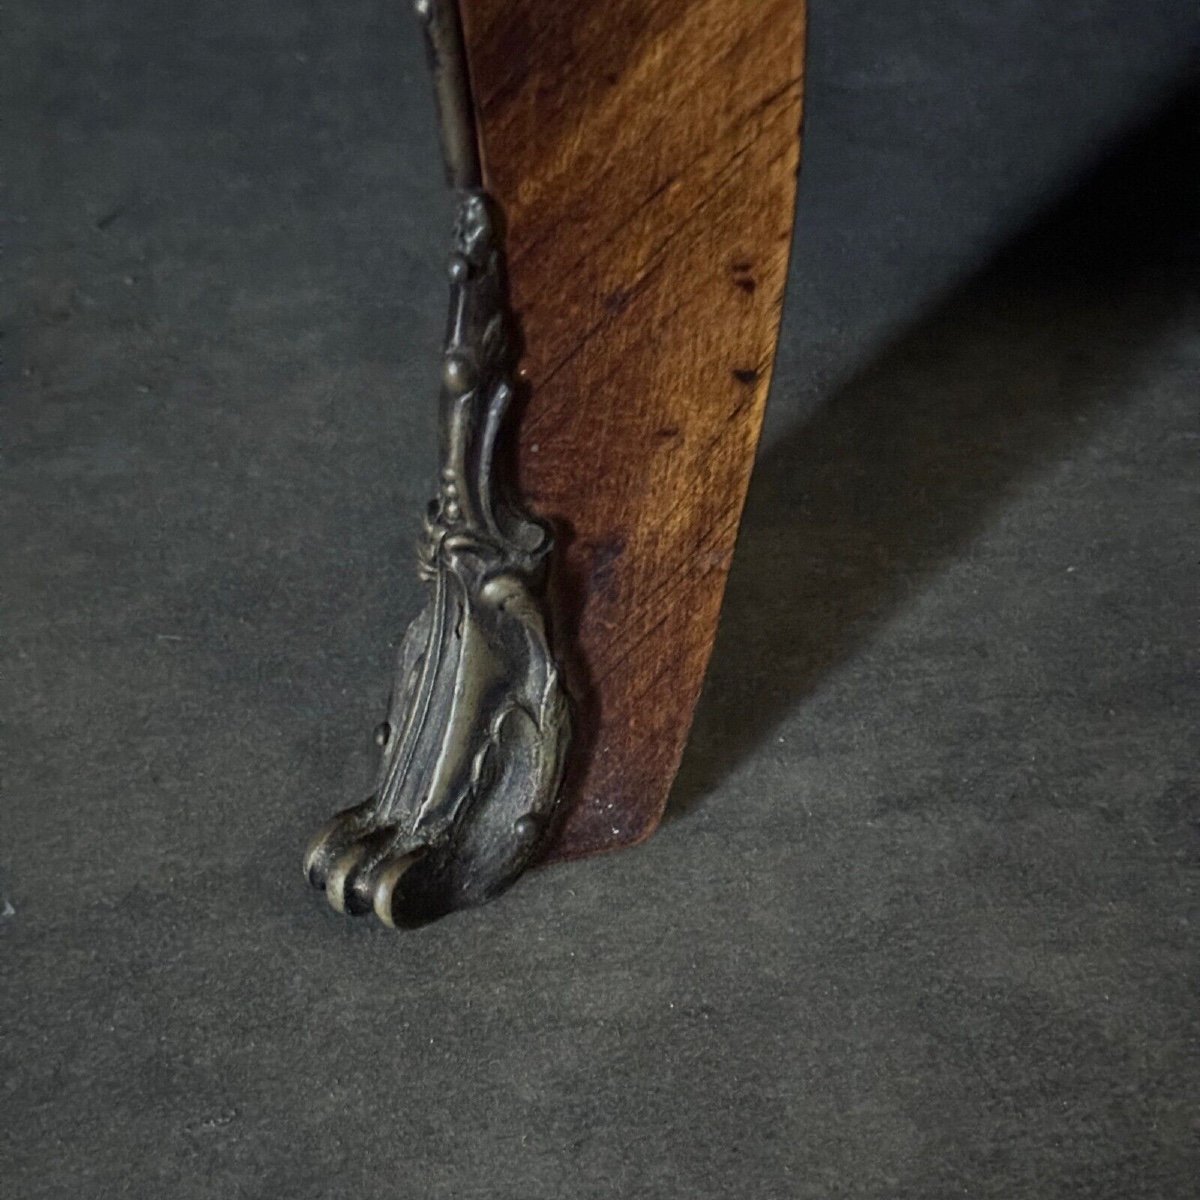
[460,0,806,861]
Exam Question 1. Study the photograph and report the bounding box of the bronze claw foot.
[304,5,570,926]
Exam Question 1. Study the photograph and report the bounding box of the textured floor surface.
[3,3,1198,1197]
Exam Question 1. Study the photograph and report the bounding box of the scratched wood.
[460,0,806,861]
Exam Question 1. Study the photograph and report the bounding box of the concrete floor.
[3,2,1198,1197]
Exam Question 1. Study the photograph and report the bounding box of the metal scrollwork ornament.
[304,1,570,926]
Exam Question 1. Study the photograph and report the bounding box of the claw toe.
[325,841,374,915]
[372,852,422,928]
[304,817,346,889]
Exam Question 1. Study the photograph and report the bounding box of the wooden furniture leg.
[305,0,805,924]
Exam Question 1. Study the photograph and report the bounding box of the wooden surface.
[460,0,806,861]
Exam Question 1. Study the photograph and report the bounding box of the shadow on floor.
[669,79,1198,818]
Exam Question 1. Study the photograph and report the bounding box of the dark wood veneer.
[460,0,806,860]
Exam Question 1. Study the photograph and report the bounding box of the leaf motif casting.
[303,4,570,926]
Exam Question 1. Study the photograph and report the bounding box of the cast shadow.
[669,79,1198,818]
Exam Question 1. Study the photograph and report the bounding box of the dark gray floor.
[3,3,1198,1197]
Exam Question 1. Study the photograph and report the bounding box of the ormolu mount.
[304,0,570,926]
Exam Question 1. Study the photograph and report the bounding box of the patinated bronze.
[304,0,570,926]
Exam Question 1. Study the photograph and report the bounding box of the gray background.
[3,2,1198,1196]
